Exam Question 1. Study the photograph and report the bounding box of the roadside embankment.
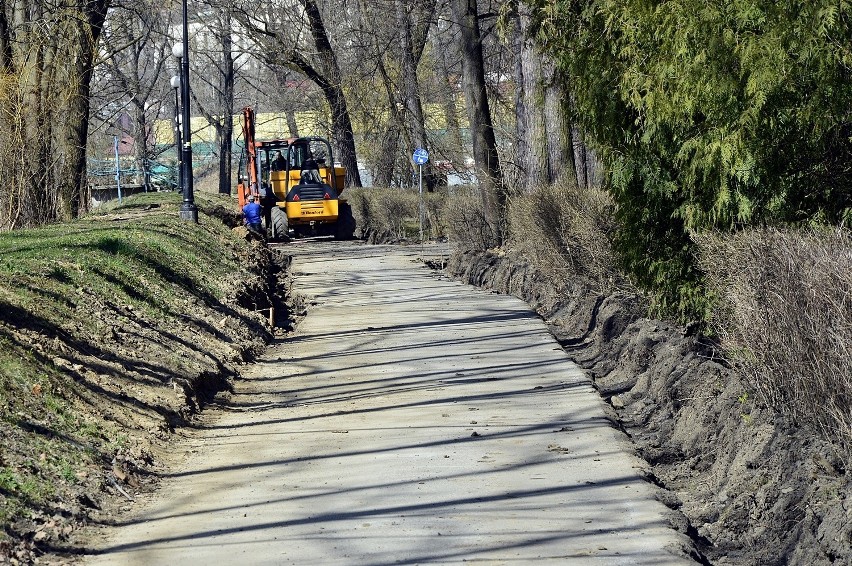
[0,193,283,563]
[447,248,851,565]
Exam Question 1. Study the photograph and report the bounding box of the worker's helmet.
[248,194,255,202]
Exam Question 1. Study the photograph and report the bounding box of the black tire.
[270,206,289,241]
[334,201,356,240]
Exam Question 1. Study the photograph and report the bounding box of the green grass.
[0,191,265,551]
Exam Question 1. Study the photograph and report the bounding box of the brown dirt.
[8,225,848,564]
[0,203,291,564]
[447,248,851,565]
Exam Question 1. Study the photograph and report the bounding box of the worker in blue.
[242,194,263,234]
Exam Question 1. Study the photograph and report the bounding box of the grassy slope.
[0,192,271,560]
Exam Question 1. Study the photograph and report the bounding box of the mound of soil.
[447,249,851,565]
[0,202,289,564]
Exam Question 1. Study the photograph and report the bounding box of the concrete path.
[83,242,694,565]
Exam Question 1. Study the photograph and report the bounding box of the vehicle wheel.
[270,206,289,241]
[334,201,356,240]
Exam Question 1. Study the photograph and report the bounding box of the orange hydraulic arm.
[237,106,259,208]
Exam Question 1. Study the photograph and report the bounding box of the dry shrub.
[345,188,445,241]
[508,183,622,292]
[445,188,497,251]
[374,189,415,239]
[346,188,372,230]
[697,228,852,453]
[423,192,448,240]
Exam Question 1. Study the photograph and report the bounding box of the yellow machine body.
[237,106,355,240]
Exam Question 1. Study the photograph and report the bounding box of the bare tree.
[349,0,405,187]
[0,0,110,228]
[430,17,465,171]
[395,0,438,190]
[515,3,546,191]
[543,62,576,185]
[234,0,362,187]
[191,2,240,194]
[451,0,504,244]
[513,2,576,191]
[93,1,173,187]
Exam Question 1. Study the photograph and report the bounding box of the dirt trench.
[446,248,851,566]
[1,219,292,564]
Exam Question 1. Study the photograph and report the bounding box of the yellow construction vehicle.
[236,106,356,240]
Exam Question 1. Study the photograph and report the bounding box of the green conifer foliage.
[528,0,852,320]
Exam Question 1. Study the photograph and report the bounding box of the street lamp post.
[170,75,184,194]
[172,2,197,222]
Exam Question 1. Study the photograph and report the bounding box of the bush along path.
[0,193,284,563]
[447,249,851,566]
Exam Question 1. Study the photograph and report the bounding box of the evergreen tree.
[528,0,852,320]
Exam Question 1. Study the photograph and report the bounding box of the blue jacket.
[243,202,262,225]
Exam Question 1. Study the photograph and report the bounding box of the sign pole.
[412,147,429,246]
[419,163,424,244]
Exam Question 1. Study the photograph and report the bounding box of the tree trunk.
[574,126,588,190]
[375,56,408,186]
[373,124,400,187]
[544,66,577,187]
[133,100,148,187]
[63,3,106,218]
[518,5,547,193]
[512,12,527,193]
[396,0,435,191]
[299,0,362,187]
[451,0,504,246]
[433,25,464,168]
[286,109,299,138]
[218,11,234,195]
[515,5,578,191]
[0,0,108,228]
[322,80,361,187]
[585,144,601,188]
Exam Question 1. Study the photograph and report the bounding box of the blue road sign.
[413,148,429,165]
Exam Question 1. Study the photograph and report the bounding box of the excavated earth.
[446,249,851,566]
[14,225,848,565]
[0,203,286,565]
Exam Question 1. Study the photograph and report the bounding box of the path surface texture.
[84,242,695,565]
